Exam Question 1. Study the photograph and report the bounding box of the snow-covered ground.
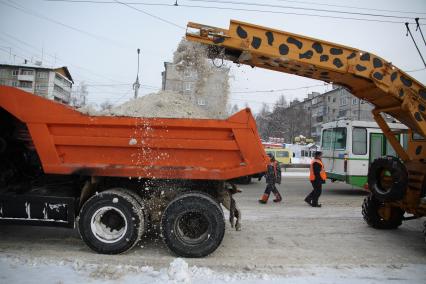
[1,256,425,284]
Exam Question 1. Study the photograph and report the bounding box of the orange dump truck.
[0,86,267,257]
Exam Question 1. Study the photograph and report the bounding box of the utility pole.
[133,48,141,99]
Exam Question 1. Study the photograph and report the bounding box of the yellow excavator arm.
[186,20,426,162]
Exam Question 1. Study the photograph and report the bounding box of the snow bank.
[2,256,425,284]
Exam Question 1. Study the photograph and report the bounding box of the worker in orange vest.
[259,153,282,204]
[305,151,327,207]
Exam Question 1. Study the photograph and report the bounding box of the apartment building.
[0,63,74,104]
[287,86,383,142]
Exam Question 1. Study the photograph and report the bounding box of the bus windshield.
[321,127,347,150]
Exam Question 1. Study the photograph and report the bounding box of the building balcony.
[17,74,35,81]
[53,90,71,103]
[18,86,33,93]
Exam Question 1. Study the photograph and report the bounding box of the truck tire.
[161,192,225,258]
[239,176,252,184]
[368,156,408,201]
[362,194,404,229]
[119,188,148,234]
[78,188,145,254]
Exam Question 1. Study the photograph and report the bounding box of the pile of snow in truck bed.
[79,90,210,119]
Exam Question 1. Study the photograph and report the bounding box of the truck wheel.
[362,194,404,229]
[368,156,408,201]
[240,176,252,184]
[161,192,225,258]
[78,188,145,254]
[120,188,148,234]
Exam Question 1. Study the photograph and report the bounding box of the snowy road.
[1,170,425,283]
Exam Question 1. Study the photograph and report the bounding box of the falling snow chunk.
[128,138,137,145]
[112,198,118,204]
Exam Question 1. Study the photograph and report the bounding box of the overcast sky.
[1,0,426,112]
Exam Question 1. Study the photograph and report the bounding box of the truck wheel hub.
[90,206,127,243]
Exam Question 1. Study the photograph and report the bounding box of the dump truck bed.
[0,86,268,180]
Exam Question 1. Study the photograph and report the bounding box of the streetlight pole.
[133,48,141,99]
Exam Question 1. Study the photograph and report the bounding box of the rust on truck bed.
[0,86,268,180]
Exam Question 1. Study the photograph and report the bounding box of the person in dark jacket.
[259,153,282,204]
[305,151,327,207]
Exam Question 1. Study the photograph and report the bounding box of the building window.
[12,70,18,76]
[338,110,347,117]
[197,98,206,106]
[328,96,330,102]
[11,81,18,87]
[183,69,191,78]
[184,82,192,91]
[352,98,358,105]
[35,83,45,91]
[352,127,367,155]
[21,69,34,75]
[340,97,347,106]
[19,81,32,88]
[38,72,48,79]
[332,98,336,102]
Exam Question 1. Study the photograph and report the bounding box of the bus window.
[333,128,347,150]
[321,129,333,149]
[402,133,408,150]
[385,135,400,157]
[352,127,367,155]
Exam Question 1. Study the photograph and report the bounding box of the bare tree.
[100,100,113,111]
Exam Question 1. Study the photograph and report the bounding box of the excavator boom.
[186,20,426,161]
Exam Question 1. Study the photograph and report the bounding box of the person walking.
[259,153,282,204]
[305,151,327,207]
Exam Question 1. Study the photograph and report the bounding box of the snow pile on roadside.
[1,256,426,284]
[168,258,191,283]
[0,256,272,283]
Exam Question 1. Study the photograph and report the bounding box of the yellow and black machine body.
[186,20,426,232]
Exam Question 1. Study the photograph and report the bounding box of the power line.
[405,22,426,68]
[231,84,327,94]
[0,31,132,84]
[274,0,426,15]
[43,0,426,25]
[0,0,127,47]
[406,67,426,73]
[112,0,186,30]
[183,0,426,20]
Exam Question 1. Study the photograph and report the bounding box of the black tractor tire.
[161,192,225,258]
[78,188,145,254]
[362,194,404,229]
[368,156,408,201]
